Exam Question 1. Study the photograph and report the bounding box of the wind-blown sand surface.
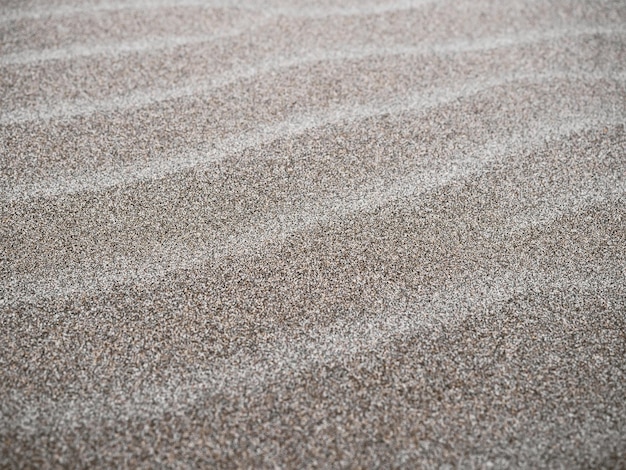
[1,0,626,467]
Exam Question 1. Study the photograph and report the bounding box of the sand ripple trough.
[1,0,625,468]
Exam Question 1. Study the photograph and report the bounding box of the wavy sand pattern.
[1,0,625,467]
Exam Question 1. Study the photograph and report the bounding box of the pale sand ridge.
[4,68,623,200]
[1,0,625,468]
[3,27,625,124]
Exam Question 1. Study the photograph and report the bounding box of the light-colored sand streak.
[2,26,623,125]
[2,133,624,429]
[4,263,621,435]
[3,116,622,307]
[2,0,625,466]
[0,29,249,67]
[3,69,624,202]
[3,10,619,67]
[0,0,436,25]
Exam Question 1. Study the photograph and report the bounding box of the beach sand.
[1,0,625,467]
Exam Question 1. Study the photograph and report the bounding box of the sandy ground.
[1,0,626,467]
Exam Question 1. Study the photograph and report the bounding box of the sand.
[1,0,625,467]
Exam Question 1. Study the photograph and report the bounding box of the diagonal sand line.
[0,2,564,66]
[2,0,626,465]
[3,116,621,306]
[2,136,624,428]
[3,68,625,202]
[0,29,251,67]
[3,263,621,434]
[0,0,436,25]
[1,20,622,69]
[2,26,623,125]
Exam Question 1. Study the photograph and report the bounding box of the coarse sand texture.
[1,0,626,468]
